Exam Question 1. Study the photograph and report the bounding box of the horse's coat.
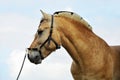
[27,11,120,80]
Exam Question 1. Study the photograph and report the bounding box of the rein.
[16,54,26,80]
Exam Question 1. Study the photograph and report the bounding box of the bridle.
[27,14,61,59]
[17,14,61,80]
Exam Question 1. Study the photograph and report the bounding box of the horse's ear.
[40,10,51,20]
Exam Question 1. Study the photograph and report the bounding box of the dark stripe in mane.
[54,11,92,30]
[54,11,74,15]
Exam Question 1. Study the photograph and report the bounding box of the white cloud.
[0,13,36,33]
[7,48,73,80]
[0,13,38,50]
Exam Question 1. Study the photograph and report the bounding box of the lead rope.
[16,54,26,80]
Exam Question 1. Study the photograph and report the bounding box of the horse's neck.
[56,17,111,72]
[56,18,94,64]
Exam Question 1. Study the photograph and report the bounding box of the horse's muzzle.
[27,48,43,64]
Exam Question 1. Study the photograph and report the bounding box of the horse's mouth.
[27,53,42,64]
[34,59,42,64]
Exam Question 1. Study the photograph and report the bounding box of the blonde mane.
[54,11,92,30]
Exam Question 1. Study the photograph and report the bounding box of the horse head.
[27,10,61,64]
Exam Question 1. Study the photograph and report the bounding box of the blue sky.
[0,0,120,80]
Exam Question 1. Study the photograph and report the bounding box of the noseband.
[28,15,61,59]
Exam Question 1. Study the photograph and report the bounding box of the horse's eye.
[37,30,43,35]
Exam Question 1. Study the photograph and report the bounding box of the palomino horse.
[27,11,120,80]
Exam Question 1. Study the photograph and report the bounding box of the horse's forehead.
[38,19,51,29]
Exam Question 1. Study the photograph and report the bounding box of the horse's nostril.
[35,55,39,59]
[27,54,34,63]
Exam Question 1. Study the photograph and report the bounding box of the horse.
[27,10,120,80]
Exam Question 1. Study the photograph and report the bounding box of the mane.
[54,11,92,30]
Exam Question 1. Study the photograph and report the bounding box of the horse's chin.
[34,59,42,64]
